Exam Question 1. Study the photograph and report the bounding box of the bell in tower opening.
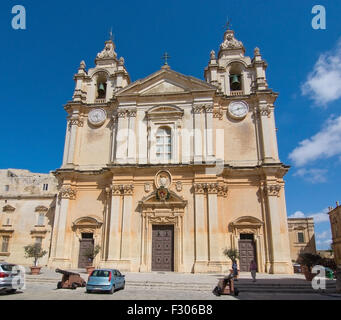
[97,82,106,99]
[230,74,241,91]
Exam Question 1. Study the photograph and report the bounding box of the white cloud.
[316,230,330,240]
[289,211,305,218]
[316,239,332,248]
[288,115,341,167]
[302,39,341,105]
[288,208,329,223]
[293,168,327,183]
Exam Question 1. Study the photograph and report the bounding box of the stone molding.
[258,105,271,118]
[2,205,15,212]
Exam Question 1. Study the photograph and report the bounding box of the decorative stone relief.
[175,181,182,192]
[220,30,244,51]
[144,183,151,193]
[155,170,172,189]
[96,40,117,60]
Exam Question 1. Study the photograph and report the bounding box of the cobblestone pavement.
[1,282,340,300]
[0,282,237,300]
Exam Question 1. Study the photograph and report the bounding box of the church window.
[298,232,305,243]
[42,184,48,191]
[35,237,43,247]
[37,213,45,226]
[1,236,9,252]
[156,126,172,161]
[4,185,9,192]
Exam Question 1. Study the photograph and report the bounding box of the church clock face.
[88,108,107,126]
[228,101,249,120]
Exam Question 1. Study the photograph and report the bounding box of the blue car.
[86,269,125,294]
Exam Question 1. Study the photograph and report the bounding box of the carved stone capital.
[263,184,281,197]
[213,108,223,119]
[193,182,228,196]
[117,110,127,118]
[112,184,134,195]
[69,118,84,128]
[258,105,271,118]
[127,109,137,118]
[192,105,203,114]
[59,186,77,200]
[204,104,214,113]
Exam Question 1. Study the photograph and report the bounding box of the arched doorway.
[229,216,265,273]
[71,216,102,269]
[138,190,187,272]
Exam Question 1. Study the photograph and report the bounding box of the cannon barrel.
[55,268,80,276]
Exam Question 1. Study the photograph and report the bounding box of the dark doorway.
[78,233,94,268]
[152,225,174,271]
[238,234,257,272]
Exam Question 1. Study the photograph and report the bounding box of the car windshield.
[1,264,15,272]
[91,270,111,277]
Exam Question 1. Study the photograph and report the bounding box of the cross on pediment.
[162,52,171,65]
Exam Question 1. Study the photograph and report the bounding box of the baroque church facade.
[47,28,293,274]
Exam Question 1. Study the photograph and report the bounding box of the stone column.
[193,183,208,272]
[193,106,203,163]
[120,185,134,267]
[66,117,83,164]
[264,183,292,274]
[207,184,219,263]
[53,186,76,261]
[62,121,71,166]
[127,110,136,164]
[101,187,111,260]
[204,105,214,162]
[137,110,147,164]
[107,185,122,261]
[115,110,128,163]
[258,103,273,163]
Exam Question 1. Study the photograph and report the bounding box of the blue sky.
[1,0,340,249]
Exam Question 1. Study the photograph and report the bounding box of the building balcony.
[95,98,106,104]
[230,90,244,96]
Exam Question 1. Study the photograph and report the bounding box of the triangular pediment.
[2,205,15,212]
[116,67,216,97]
[140,80,186,95]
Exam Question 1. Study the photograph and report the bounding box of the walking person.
[250,260,257,282]
[232,260,238,281]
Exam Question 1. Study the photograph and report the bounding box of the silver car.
[0,262,24,294]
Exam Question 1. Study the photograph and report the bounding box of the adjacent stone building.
[287,217,316,262]
[0,169,57,266]
[329,203,341,266]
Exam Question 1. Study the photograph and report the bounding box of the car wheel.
[86,289,92,294]
[8,289,17,294]
[57,281,62,289]
[122,281,125,290]
[109,285,115,294]
[71,283,77,290]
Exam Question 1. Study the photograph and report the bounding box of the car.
[86,269,125,294]
[0,262,24,294]
[323,267,335,279]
